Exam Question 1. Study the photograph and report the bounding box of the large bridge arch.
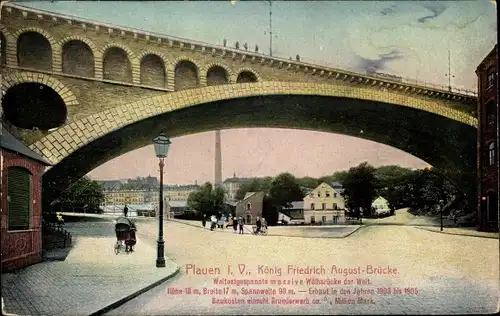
[35,81,477,208]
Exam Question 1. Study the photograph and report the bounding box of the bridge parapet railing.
[296,57,478,97]
[7,3,478,98]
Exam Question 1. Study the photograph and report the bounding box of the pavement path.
[1,219,178,316]
[106,220,499,315]
[171,218,361,238]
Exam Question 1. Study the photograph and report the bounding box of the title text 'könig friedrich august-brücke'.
[185,264,399,276]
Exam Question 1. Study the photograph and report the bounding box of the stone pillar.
[166,64,175,91]
[94,51,103,79]
[131,58,140,85]
[5,34,17,67]
[199,70,207,87]
[214,130,222,187]
[229,73,238,84]
[52,43,62,72]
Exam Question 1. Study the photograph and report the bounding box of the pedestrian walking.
[202,214,206,228]
[210,215,217,231]
[219,214,227,229]
[238,216,244,234]
[123,204,128,217]
[255,216,262,234]
[232,217,238,233]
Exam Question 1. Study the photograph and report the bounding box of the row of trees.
[233,163,460,218]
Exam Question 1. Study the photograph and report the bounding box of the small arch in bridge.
[175,60,199,90]
[103,47,133,83]
[236,70,258,83]
[2,83,67,130]
[62,40,95,77]
[1,32,6,66]
[140,54,166,88]
[207,65,229,85]
[17,32,52,71]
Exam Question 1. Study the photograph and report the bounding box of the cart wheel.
[114,242,120,255]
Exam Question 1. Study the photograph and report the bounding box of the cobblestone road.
[1,220,178,316]
[106,221,499,315]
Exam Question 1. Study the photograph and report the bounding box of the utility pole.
[445,50,454,92]
[269,0,273,56]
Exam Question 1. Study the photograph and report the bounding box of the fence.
[42,221,72,249]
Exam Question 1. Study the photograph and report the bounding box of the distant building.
[371,196,390,215]
[222,172,252,200]
[104,189,146,205]
[1,128,52,272]
[163,184,200,201]
[166,200,189,216]
[99,180,123,191]
[303,181,345,224]
[476,44,498,232]
[100,179,198,208]
[279,201,305,224]
[223,200,238,217]
[300,187,314,195]
[235,192,265,224]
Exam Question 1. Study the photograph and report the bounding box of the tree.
[262,195,279,226]
[235,177,273,200]
[60,176,105,210]
[341,162,377,218]
[374,165,414,189]
[187,182,226,217]
[296,176,320,189]
[268,173,304,209]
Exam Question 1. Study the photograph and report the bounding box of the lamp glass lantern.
[153,134,171,158]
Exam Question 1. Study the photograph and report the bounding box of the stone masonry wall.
[0,4,478,166]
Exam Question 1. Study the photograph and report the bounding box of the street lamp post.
[439,200,445,231]
[153,133,172,268]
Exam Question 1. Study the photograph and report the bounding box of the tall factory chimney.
[214,130,222,187]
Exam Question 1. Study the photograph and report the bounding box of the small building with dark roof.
[1,128,52,272]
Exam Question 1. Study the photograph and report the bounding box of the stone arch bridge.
[0,3,478,208]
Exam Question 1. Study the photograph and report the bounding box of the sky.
[19,0,497,184]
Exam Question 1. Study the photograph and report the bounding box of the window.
[322,216,327,223]
[7,167,31,231]
[310,203,315,210]
[333,193,337,198]
[246,203,251,210]
[325,191,330,197]
[487,67,496,89]
[333,203,338,210]
[322,203,326,210]
[317,192,321,197]
[486,101,496,128]
[310,216,316,224]
[489,142,496,166]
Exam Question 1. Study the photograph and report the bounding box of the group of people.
[202,214,267,235]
